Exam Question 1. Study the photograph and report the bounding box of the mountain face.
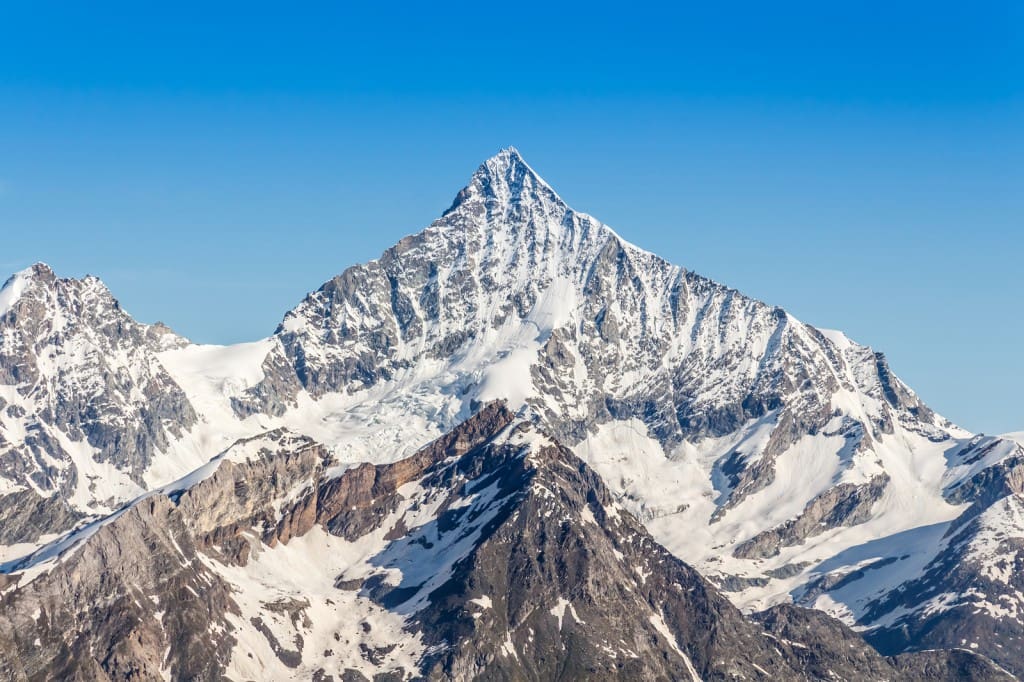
[0,148,1021,679]
[254,148,948,459]
[0,403,1010,681]
[0,264,196,543]
[861,487,1024,673]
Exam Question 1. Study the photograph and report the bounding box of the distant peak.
[444,147,565,217]
[2,263,109,292]
[1,262,54,291]
[0,263,54,315]
[488,145,524,165]
[0,262,121,319]
[22,262,55,280]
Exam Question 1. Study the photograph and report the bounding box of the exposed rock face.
[217,153,971,634]
[944,436,1024,508]
[381,419,995,681]
[754,603,1011,681]
[229,348,304,418]
[820,436,1024,677]
[177,429,332,563]
[0,404,1010,681]
[0,495,238,681]
[0,263,197,533]
[0,488,82,545]
[312,408,802,680]
[255,149,946,468]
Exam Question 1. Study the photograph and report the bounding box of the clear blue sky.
[1,2,1021,434]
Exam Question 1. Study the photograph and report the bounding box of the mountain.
[0,403,1009,680]
[0,148,1021,678]
[0,263,196,544]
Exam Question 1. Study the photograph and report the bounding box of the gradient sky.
[1,2,1021,434]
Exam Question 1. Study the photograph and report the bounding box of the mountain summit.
[1,149,1022,678]
[444,146,562,216]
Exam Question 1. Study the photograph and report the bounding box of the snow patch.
[549,598,584,631]
[0,266,34,316]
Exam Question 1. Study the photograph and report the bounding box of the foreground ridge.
[0,404,1010,680]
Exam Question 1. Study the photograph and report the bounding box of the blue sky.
[0,2,1021,434]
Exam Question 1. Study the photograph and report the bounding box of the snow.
[0,429,311,585]
[573,405,972,625]
[157,338,274,396]
[0,266,34,316]
[735,431,965,619]
[0,535,59,566]
[943,436,1024,496]
[806,520,956,627]
[816,327,855,352]
[501,631,519,660]
[148,338,279,483]
[549,598,583,631]
[0,381,145,511]
[475,345,539,409]
[211,525,424,680]
[961,494,1024,586]
[57,426,144,513]
[575,418,710,527]
[354,474,511,616]
[0,504,135,587]
[729,432,852,538]
[649,611,702,681]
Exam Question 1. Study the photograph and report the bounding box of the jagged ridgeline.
[1,149,1022,680]
[0,403,1010,680]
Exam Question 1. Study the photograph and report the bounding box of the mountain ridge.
[1,402,1012,680]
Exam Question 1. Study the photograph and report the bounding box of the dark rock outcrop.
[754,603,1011,681]
[861,493,1024,677]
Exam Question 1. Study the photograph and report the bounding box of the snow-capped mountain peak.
[0,265,195,530]
[444,146,562,216]
[2,149,1023,678]
[0,262,57,316]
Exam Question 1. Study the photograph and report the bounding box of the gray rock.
[754,603,1011,681]
[0,263,197,520]
[0,489,83,544]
